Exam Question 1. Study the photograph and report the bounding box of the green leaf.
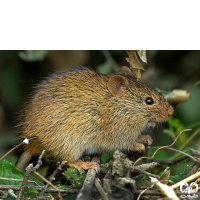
[26,187,39,194]
[8,189,17,198]
[0,159,43,186]
[170,175,182,183]
[170,159,194,183]
[170,118,180,127]
[101,152,113,164]
[63,168,86,188]
[0,159,44,198]
[18,50,48,62]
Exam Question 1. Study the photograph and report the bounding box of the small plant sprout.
[8,189,17,198]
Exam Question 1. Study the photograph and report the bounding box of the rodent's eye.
[144,97,155,105]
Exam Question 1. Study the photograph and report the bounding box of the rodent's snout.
[157,105,174,121]
[167,105,174,117]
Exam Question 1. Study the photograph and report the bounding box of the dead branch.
[95,178,109,200]
[16,150,45,200]
[33,150,45,170]
[16,164,33,200]
[150,177,179,200]
[180,129,200,150]
[33,171,62,199]
[148,146,196,161]
[39,161,67,198]
[0,137,37,162]
[189,148,200,157]
[151,155,187,164]
[148,146,198,162]
[0,185,78,193]
[102,169,112,198]
[134,189,183,196]
[187,141,200,177]
[76,156,100,200]
[132,162,160,172]
[133,169,160,179]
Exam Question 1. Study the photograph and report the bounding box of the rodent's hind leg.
[68,161,100,173]
[137,135,153,145]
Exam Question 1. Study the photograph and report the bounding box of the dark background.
[0,50,200,164]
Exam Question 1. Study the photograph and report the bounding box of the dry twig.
[132,162,160,172]
[150,177,179,200]
[189,148,200,157]
[150,155,187,165]
[132,129,192,168]
[16,150,45,200]
[180,128,200,150]
[0,137,37,162]
[148,146,196,161]
[39,161,67,198]
[95,178,109,200]
[16,164,33,200]
[76,156,100,200]
[133,169,160,179]
[33,171,62,199]
[0,185,78,194]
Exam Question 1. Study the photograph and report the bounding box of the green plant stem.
[180,129,200,150]
[102,50,120,72]
[187,80,200,93]
[185,121,200,129]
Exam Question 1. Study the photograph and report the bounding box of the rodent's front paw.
[133,142,145,153]
[137,135,153,145]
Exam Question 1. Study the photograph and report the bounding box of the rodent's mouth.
[147,120,156,127]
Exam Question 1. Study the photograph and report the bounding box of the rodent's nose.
[157,106,174,121]
[168,112,173,117]
[168,106,174,117]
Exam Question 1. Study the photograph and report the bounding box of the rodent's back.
[18,68,173,162]
[19,68,114,161]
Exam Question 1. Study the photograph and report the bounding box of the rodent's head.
[107,67,174,127]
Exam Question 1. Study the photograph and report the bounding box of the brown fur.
[16,67,173,169]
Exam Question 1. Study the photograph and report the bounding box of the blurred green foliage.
[97,61,113,74]
[164,116,187,145]
[18,50,48,62]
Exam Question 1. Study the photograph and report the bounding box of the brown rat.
[16,67,174,171]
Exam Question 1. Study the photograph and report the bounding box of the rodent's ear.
[107,75,129,97]
[121,66,133,76]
